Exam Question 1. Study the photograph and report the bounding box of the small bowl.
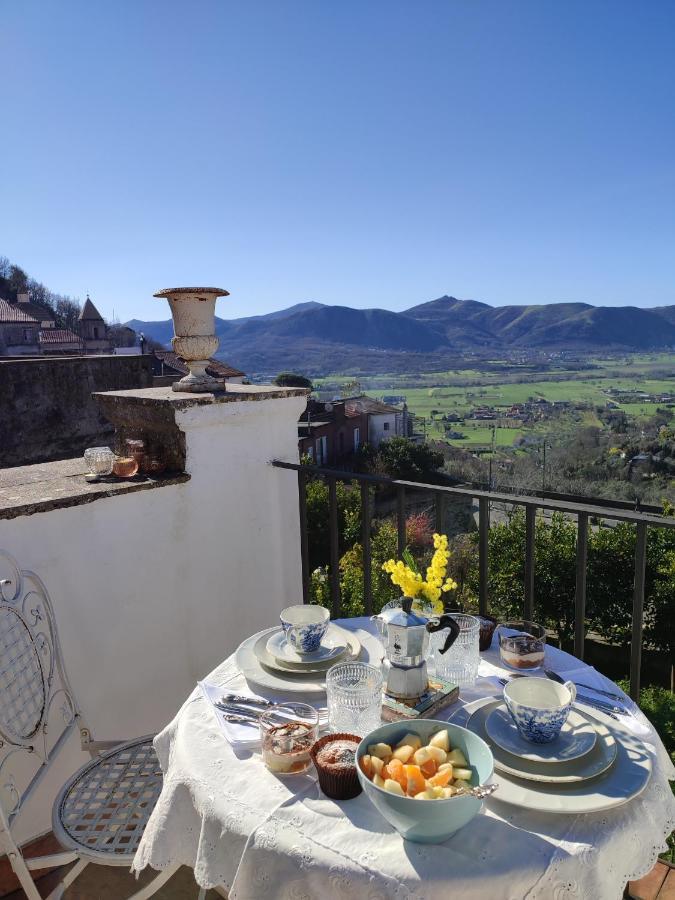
[279,604,330,654]
[356,719,494,844]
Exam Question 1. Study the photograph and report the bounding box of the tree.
[360,437,445,482]
[274,372,313,389]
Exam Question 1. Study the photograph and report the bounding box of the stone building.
[78,295,113,353]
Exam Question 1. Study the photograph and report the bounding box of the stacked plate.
[235,623,367,694]
[467,698,652,814]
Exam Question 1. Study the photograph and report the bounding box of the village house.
[298,398,368,465]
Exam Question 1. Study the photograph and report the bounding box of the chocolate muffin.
[310,733,362,800]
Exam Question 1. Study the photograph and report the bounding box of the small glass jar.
[429,613,480,686]
[497,620,546,671]
[126,439,146,466]
[259,703,319,776]
[83,446,114,481]
[112,455,139,478]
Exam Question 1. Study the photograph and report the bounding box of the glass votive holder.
[83,446,114,481]
[259,702,319,776]
[428,613,480,686]
[112,455,139,478]
[497,620,546,671]
[326,663,383,737]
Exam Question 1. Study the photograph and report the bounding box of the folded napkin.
[199,679,264,748]
[199,680,329,749]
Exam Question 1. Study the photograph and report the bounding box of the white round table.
[133,618,675,899]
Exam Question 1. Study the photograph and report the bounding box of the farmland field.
[314,353,675,451]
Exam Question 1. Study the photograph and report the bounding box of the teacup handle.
[564,680,577,703]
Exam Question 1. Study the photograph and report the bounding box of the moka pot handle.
[426,614,461,655]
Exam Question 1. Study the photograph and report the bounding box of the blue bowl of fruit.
[356,719,494,843]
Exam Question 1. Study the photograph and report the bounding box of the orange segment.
[403,764,426,796]
[385,757,407,790]
[429,767,453,787]
[420,758,437,778]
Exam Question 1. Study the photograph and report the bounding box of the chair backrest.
[0,550,81,826]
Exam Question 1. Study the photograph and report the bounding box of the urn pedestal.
[154,286,230,392]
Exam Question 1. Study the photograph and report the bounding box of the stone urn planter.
[154,286,229,392]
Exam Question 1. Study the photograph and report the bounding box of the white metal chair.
[0,550,183,899]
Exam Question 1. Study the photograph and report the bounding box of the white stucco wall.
[367,412,397,448]
[0,391,306,842]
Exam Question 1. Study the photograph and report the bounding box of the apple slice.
[446,748,468,767]
[395,733,422,751]
[384,778,406,796]
[392,744,415,764]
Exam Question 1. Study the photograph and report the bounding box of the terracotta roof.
[345,396,401,416]
[39,329,81,345]
[78,297,104,321]
[10,302,55,323]
[0,299,39,323]
[153,350,244,379]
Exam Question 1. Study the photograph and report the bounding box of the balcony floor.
[4,864,223,899]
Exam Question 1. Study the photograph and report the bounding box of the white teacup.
[279,604,330,653]
[503,677,577,744]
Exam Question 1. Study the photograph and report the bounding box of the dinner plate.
[467,699,617,784]
[485,704,596,763]
[464,701,652,814]
[236,625,378,694]
[256,625,360,674]
[266,629,347,665]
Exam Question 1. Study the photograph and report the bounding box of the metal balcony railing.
[272,460,675,701]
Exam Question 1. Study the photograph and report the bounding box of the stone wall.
[0,355,154,467]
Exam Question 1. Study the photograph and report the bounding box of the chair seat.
[53,736,162,863]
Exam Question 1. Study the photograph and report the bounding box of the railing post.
[629,522,647,702]
[298,469,310,604]
[328,477,341,618]
[397,485,406,557]
[361,482,372,616]
[574,512,588,660]
[435,492,444,534]
[524,506,536,621]
[479,497,489,616]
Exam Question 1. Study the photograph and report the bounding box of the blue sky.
[2,1,674,322]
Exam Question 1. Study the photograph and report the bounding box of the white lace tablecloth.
[133,618,675,899]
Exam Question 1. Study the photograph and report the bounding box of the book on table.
[381,677,460,722]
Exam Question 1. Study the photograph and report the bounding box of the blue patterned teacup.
[280,604,330,654]
[503,677,577,744]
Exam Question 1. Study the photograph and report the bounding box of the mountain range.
[126,296,675,375]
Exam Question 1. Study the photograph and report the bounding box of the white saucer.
[266,629,346,664]
[468,699,617,784]
[485,704,596,763]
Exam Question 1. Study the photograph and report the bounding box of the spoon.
[543,669,625,703]
[452,782,499,800]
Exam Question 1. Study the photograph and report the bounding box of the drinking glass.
[83,446,114,480]
[497,620,546,671]
[259,702,319,776]
[428,613,480,686]
[326,663,383,736]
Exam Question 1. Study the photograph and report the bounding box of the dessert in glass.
[259,702,319,776]
[497,620,546,670]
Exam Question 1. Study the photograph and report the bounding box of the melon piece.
[453,767,473,781]
[403,764,426,796]
[429,730,450,752]
[412,746,432,767]
[427,746,447,765]
[395,733,422,751]
[384,778,406,796]
[437,762,453,774]
[359,755,372,778]
[392,744,415,764]
[373,773,385,788]
[370,755,384,776]
[446,748,468,767]
[368,742,393,760]
[414,789,437,800]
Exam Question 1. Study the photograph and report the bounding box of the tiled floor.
[625,860,675,900]
[4,864,223,899]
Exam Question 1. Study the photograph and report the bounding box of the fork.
[544,669,625,703]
